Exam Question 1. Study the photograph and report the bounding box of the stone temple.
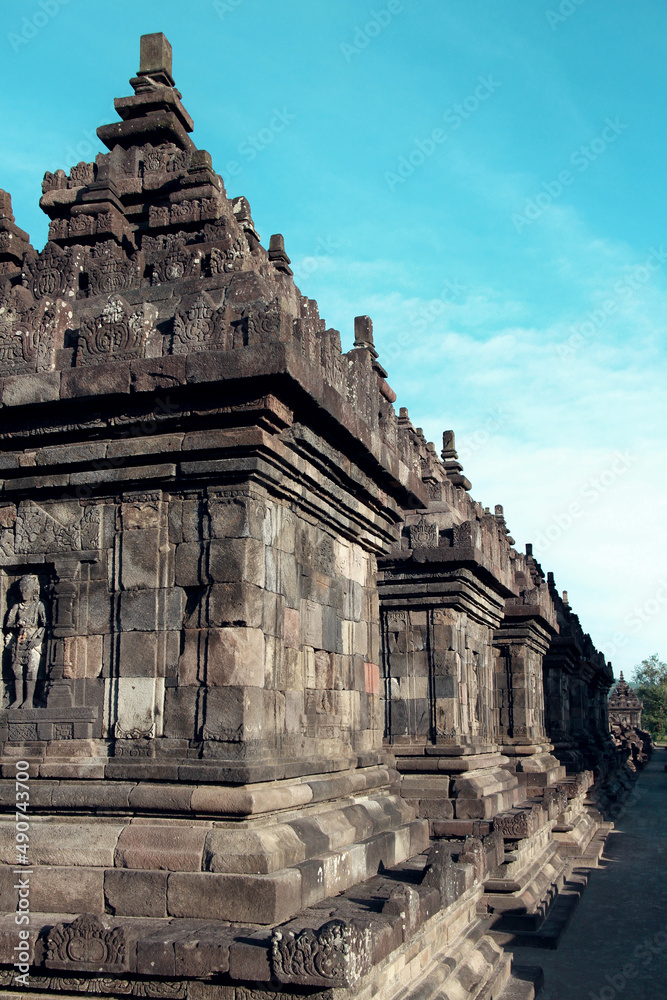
[0,33,649,1000]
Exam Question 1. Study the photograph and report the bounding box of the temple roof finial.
[97,33,194,152]
[441,430,471,491]
[137,32,174,88]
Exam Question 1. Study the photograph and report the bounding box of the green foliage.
[632,654,667,738]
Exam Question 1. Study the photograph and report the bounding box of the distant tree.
[632,654,667,739]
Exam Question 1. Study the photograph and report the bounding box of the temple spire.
[97,32,195,152]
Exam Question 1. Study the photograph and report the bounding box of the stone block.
[205,627,265,687]
[262,591,284,638]
[120,528,161,589]
[174,541,206,587]
[61,362,131,399]
[0,866,18,911]
[174,927,232,977]
[167,869,301,923]
[118,631,158,677]
[128,783,193,812]
[302,599,322,647]
[118,587,185,631]
[285,690,304,733]
[204,825,306,874]
[163,687,199,740]
[208,537,265,587]
[365,661,380,695]
[116,676,159,737]
[208,497,265,541]
[207,582,263,628]
[115,825,207,871]
[203,685,264,742]
[178,629,204,685]
[2,371,60,406]
[228,934,272,982]
[83,582,113,634]
[0,822,124,867]
[30,866,105,913]
[284,606,300,648]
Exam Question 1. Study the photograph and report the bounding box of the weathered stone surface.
[166,870,302,923]
[114,824,207,871]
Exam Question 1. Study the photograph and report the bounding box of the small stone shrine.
[0,33,647,1000]
[608,672,643,729]
[608,673,651,773]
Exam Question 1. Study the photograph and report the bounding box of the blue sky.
[2,0,665,675]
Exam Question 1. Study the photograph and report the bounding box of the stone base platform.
[0,845,524,1000]
[0,764,430,925]
[397,753,521,826]
[484,782,610,950]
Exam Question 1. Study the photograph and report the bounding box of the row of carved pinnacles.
[18,229,249,304]
[0,281,73,376]
[0,287,285,374]
[0,911,365,992]
[47,197,227,244]
[41,144,198,194]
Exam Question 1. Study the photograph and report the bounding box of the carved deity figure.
[5,575,47,708]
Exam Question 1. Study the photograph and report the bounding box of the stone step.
[392,939,512,1000]
[488,870,588,949]
[495,966,544,1000]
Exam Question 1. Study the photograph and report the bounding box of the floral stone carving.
[271,919,372,987]
[45,914,127,974]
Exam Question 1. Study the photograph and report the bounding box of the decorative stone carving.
[172,292,228,353]
[494,809,538,839]
[141,142,191,176]
[409,520,438,550]
[82,241,142,297]
[4,574,47,709]
[0,288,71,375]
[42,169,68,193]
[422,842,468,908]
[68,161,95,188]
[22,241,79,300]
[45,914,127,973]
[114,722,156,740]
[15,501,101,554]
[271,919,372,987]
[76,294,159,365]
[6,974,185,997]
[8,722,39,740]
[146,233,202,284]
[208,237,246,275]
